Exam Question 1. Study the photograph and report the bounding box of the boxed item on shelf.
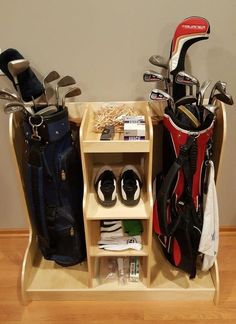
[123,116,145,140]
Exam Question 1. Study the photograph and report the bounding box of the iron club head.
[150,89,175,111]
[55,76,76,107]
[43,71,60,104]
[0,89,20,101]
[4,101,25,114]
[176,71,200,96]
[62,87,81,109]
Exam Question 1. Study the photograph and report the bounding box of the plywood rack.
[9,101,225,304]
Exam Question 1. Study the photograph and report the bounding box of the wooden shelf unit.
[9,100,225,304]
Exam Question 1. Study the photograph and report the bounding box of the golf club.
[143,70,169,92]
[35,105,58,116]
[209,81,227,104]
[55,76,76,107]
[4,101,34,115]
[149,55,168,69]
[43,71,60,105]
[175,95,197,108]
[0,89,20,101]
[198,80,211,107]
[62,87,81,109]
[213,92,234,106]
[8,59,30,99]
[150,89,175,111]
[4,102,23,114]
[175,71,200,96]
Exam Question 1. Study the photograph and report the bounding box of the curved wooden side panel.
[9,112,34,304]
[210,259,220,305]
[79,106,93,287]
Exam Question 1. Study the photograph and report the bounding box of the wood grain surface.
[0,232,236,323]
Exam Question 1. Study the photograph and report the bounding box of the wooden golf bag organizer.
[10,100,225,304]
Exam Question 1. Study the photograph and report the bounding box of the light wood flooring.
[0,231,236,323]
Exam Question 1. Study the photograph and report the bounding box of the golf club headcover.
[0,48,44,102]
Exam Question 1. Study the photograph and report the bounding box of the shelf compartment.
[149,237,215,299]
[82,140,151,153]
[87,220,149,255]
[92,256,147,289]
[86,192,150,220]
[92,279,147,291]
[26,249,89,292]
[80,101,152,153]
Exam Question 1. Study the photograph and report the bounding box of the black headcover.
[0,48,44,102]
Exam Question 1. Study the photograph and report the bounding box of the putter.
[62,87,81,109]
[150,89,175,111]
[55,76,76,107]
[43,71,60,104]
[7,59,30,99]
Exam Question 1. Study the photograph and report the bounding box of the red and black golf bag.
[153,107,215,278]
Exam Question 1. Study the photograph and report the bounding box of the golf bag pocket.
[23,107,86,266]
[153,109,215,278]
[49,206,85,266]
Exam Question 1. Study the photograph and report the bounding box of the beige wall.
[0,0,236,228]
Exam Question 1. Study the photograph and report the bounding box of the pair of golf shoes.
[94,165,142,207]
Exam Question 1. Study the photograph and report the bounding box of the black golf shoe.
[94,166,117,207]
[119,165,142,206]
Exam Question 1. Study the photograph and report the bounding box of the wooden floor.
[0,232,236,323]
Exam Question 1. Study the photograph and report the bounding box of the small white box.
[123,116,145,140]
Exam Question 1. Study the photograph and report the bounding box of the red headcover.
[169,16,210,74]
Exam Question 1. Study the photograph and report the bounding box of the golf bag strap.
[27,142,51,249]
[155,136,195,236]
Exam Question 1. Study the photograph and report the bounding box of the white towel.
[198,161,219,271]
[98,235,142,251]
[100,220,124,239]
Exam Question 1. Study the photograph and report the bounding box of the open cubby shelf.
[10,100,225,304]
